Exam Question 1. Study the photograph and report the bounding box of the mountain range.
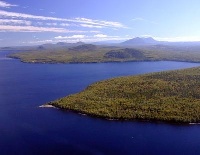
[2,37,200,50]
[51,37,200,47]
[120,37,200,46]
[121,37,159,46]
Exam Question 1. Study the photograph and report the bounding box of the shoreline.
[43,103,198,125]
[7,55,200,65]
[43,67,200,124]
[43,66,200,125]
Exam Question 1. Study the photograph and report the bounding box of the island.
[48,67,200,123]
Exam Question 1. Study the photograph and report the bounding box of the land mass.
[7,37,200,63]
[49,67,200,123]
[5,37,200,123]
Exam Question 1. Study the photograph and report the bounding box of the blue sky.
[0,0,200,46]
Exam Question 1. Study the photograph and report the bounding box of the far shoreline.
[7,55,200,65]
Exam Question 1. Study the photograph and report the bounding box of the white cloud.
[55,35,85,39]
[66,34,85,38]
[0,25,74,33]
[46,23,57,26]
[54,34,130,43]
[0,1,17,8]
[80,24,103,28]
[57,37,130,43]
[88,30,101,33]
[60,23,69,27]
[0,10,66,21]
[0,19,32,25]
[0,24,100,33]
[94,34,108,38]
[24,35,131,45]
[0,10,127,29]
[25,39,53,44]
[75,17,127,28]
[0,6,127,43]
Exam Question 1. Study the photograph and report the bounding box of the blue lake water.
[1,51,200,155]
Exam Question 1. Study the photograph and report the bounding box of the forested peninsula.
[49,67,200,123]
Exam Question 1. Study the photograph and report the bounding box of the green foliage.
[104,48,145,59]
[9,45,200,63]
[50,67,200,123]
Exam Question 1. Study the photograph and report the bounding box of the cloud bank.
[0,9,127,33]
[0,1,128,45]
[0,1,17,8]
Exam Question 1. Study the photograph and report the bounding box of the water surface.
[0,51,200,155]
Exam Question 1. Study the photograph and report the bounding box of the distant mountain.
[121,37,159,46]
[1,47,13,50]
[121,37,200,47]
[75,41,85,46]
[34,42,86,50]
[69,44,97,51]
[56,41,85,47]
[56,42,68,46]
[37,45,46,50]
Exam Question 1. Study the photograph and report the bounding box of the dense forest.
[49,67,200,123]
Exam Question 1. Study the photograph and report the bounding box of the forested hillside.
[50,67,200,123]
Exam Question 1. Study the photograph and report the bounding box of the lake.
[1,51,200,155]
